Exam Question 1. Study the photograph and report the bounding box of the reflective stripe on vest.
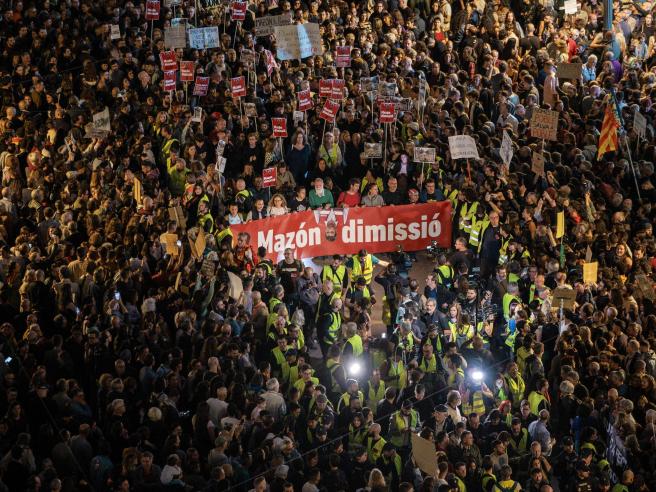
[462,391,486,416]
[322,265,346,293]
[367,436,387,463]
[350,254,373,284]
[419,354,438,374]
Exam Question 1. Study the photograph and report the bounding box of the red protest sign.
[180,61,195,82]
[336,46,351,67]
[379,102,396,124]
[145,0,160,20]
[193,76,210,96]
[272,118,288,138]
[159,51,177,72]
[330,79,345,100]
[231,76,246,97]
[297,90,313,111]
[320,100,340,121]
[163,70,177,92]
[319,79,332,98]
[263,167,277,188]
[231,1,247,21]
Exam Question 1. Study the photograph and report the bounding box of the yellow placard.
[134,177,142,204]
[162,233,179,256]
[583,262,598,284]
[195,228,206,258]
[556,211,565,239]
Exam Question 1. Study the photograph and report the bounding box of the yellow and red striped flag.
[597,99,621,159]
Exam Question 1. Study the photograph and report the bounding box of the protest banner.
[634,110,647,138]
[364,143,382,158]
[531,108,559,141]
[500,130,513,166]
[231,202,452,260]
[557,62,582,80]
[379,102,396,124]
[193,76,210,96]
[319,79,332,98]
[297,90,313,111]
[159,50,177,71]
[231,1,247,21]
[255,12,292,36]
[230,76,246,97]
[361,76,378,93]
[272,118,288,137]
[163,70,177,91]
[110,24,121,40]
[556,211,565,239]
[262,167,277,187]
[330,79,345,100]
[564,0,578,14]
[336,46,351,67]
[293,111,304,124]
[583,262,598,284]
[188,26,220,49]
[180,61,195,82]
[273,23,323,60]
[192,107,203,123]
[531,152,545,175]
[145,0,160,20]
[168,206,187,229]
[448,135,480,160]
[414,147,436,163]
[92,108,111,132]
[319,100,339,121]
[377,81,397,97]
[244,103,257,117]
[164,25,187,49]
[411,433,438,477]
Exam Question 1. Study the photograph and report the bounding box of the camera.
[426,240,441,258]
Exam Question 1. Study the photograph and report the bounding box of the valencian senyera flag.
[597,92,622,159]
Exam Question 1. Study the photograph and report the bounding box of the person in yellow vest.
[269,335,288,379]
[388,400,420,452]
[453,462,469,492]
[457,188,480,238]
[337,379,364,413]
[494,464,521,492]
[503,362,526,411]
[527,377,550,415]
[377,443,403,490]
[325,345,347,401]
[197,199,214,234]
[346,249,388,288]
[345,277,374,315]
[502,283,522,321]
[446,353,466,389]
[460,376,490,418]
[321,255,347,296]
[365,423,387,463]
[383,347,408,392]
[318,297,343,357]
[362,369,386,414]
[341,322,364,363]
[611,469,634,492]
[346,412,368,451]
[481,456,497,492]
[160,125,179,166]
[507,417,529,459]
[294,363,320,395]
[469,208,490,251]
[281,349,300,392]
[435,254,455,290]
[515,334,534,375]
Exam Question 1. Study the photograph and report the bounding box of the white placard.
[500,130,513,166]
[216,156,227,173]
[110,24,121,40]
[255,12,292,37]
[273,23,323,60]
[293,110,305,124]
[364,142,382,158]
[634,110,647,138]
[192,107,203,123]
[530,108,559,141]
[413,146,436,163]
[448,135,480,160]
[189,26,220,49]
[564,0,578,14]
[93,108,111,132]
[165,25,187,49]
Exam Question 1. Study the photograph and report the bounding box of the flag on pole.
[597,95,621,159]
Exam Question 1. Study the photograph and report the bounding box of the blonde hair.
[368,468,386,488]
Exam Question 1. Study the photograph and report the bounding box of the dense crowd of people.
[0,0,654,491]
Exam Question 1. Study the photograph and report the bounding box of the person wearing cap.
[552,435,577,485]
[388,399,420,455]
[321,255,347,297]
[569,460,593,492]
